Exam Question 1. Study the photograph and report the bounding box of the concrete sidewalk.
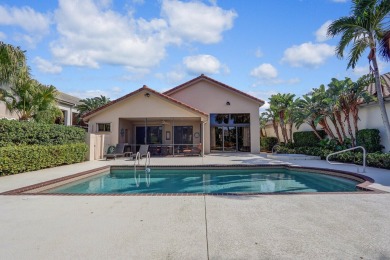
[1,153,390,259]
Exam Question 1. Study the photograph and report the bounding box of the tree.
[327,0,390,147]
[0,75,62,123]
[259,113,268,137]
[76,95,111,122]
[269,93,295,143]
[263,107,280,143]
[294,95,323,141]
[0,42,29,85]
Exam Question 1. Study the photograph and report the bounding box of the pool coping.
[0,164,382,196]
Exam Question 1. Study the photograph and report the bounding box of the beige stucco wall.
[264,101,390,152]
[86,89,206,149]
[167,81,261,153]
[0,102,18,120]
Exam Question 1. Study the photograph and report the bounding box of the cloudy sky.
[1,0,388,110]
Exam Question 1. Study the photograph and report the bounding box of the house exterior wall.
[0,102,18,120]
[167,81,261,153]
[264,101,390,152]
[87,90,206,148]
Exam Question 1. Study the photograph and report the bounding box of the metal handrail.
[326,146,366,173]
[145,151,151,169]
[272,144,280,154]
[134,152,141,187]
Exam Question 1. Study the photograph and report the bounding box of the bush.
[356,129,383,153]
[293,130,326,147]
[274,145,390,169]
[260,137,278,152]
[0,143,88,175]
[0,119,86,147]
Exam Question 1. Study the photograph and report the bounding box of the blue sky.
[1,0,388,110]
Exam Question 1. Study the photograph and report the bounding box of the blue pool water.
[44,168,360,194]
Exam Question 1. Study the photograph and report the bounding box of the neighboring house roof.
[57,91,82,106]
[163,74,265,105]
[365,72,390,98]
[83,85,208,121]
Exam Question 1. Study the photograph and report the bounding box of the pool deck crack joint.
[204,195,210,260]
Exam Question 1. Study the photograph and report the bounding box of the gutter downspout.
[202,121,206,157]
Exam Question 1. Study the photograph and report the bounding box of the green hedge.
[293,130,326,147]
[356,129,383,153]
[275,146,390,169]
[0,143,88,175]
[260,137,278,152]
[0,119,86,147]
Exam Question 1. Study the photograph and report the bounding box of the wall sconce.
[226,101,230,106]
[144,93,150,97]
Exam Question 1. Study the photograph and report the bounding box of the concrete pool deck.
[1,153,390,259]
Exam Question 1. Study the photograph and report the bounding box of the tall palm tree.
[259,113,268,137]
[263,107,280,143]
[327,0,390,146]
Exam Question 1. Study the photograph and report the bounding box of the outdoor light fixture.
[144,93,150,97]
[226,101,230,106]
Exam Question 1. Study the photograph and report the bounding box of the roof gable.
[83,85,208,120]
[164,74,264,105]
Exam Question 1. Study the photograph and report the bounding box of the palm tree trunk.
[319,119,335,139]
[335,110,347,138]
[330,116,343,143]
[372,57,390,147]
[272,120,280,143]
[344,111,355,146]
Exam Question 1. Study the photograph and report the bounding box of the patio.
[1,154,390,259]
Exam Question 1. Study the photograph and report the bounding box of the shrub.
[260,137,278,152]
[0,119,86,147]
[0,143,88,175]
[293,130,326,147]
[356,129,383,153]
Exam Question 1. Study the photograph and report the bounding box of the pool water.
[44,168,360,194]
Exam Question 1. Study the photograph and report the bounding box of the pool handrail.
[326,146,366,173]
[272,144,280,154]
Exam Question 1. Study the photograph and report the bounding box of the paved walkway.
[1,153,390,259]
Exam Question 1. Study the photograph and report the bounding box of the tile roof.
[57,91,82,105]
[83,85,208,120]
[365,72,390,98]
[163,74,265,105]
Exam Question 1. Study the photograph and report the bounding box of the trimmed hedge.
[275,146,390,170]
[0,119,86,147]
[260,137,278,152]
[0,143,88,175]
[356,129,383,153]
[293,130,326,147]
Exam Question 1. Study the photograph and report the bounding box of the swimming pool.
[35,166,370,195]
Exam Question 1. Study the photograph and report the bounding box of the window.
[97,123,111,132]
[210,113,250,126]
[174,126,193,144]
[136,126,162,144]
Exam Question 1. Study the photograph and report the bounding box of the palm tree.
[0,75,61,123]
[327,78,349,141]
[0,41,29,85]
[259,113,268,137]
[327,0,390,146]
[269,93,295,143]
[76,95,111,122]
[294,95,323,140]
[263,107,280,143]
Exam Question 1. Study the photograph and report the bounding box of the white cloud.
[69,86,122,99]
[51,0,169,68]
[250,63,278,79]
[0,5,51,45]
[50,0,236,70]
[281,42,335,68]
[255,47,263,58]
[161,0,237,44]
[315,20,332,42]
[183,54,222,75]
[0,5,51,33]
[33,57,62,74]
